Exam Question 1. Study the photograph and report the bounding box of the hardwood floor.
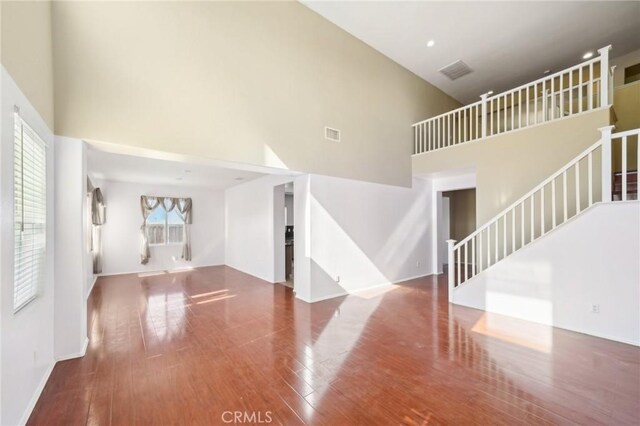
[28,266,639,425]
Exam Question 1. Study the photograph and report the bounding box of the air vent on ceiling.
[438,60,473,81]
[324,126,341,142]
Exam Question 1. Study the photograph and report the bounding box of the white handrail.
[414,45,612,155]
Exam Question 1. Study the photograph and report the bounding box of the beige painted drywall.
[413,108,612,224]
[611,49,640,87]
[443,189,476,241]
[51,1,460,187]
[1,0,55,129]
[613,82,640,133]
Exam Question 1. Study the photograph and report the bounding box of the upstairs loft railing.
[446,126,639,298]
[413,46,614,155]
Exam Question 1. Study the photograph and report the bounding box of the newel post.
[480,94,488,138]
[447,239,456,302]
[598,45,612,107]
[600,125,615,202]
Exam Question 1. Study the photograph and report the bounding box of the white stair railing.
[447,126,640,299]
[415,45,612,155]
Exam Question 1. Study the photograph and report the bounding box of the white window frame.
[13,112,47,313]
[146,207,184,247]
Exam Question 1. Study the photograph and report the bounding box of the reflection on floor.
[28,266,639,424]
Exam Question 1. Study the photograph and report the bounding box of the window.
[146,207,184,245]
[14,113,47,312]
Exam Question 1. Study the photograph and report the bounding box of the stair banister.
[414,45,613,155]
[453,138,605,251]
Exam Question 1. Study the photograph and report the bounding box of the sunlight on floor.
[471,312,553,353]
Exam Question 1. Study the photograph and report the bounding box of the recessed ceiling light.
[583,51,594,59]
[487,90,494,95]
[543,69,551,75]
[427,40,435,48]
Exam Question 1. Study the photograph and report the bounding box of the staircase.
[446,126,640,298]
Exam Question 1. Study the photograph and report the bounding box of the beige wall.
[613,82,640,133]
[611,49,640,87]
[51,1,459,187]
[443,189,476,241]
[1,0,55,129]
[414,108,612,223]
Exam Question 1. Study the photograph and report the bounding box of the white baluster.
[588,62,594,110]
[579,67,583,113]
[540,186,545,235]
[472,237,476,276]
[622,136,627,201]
[563,171,568,221]
[588,152,593,206]
[575,162,581,214]
[600,125,614,202]
[530,195,535,241]
[480,94,488,139]
[464,241,468,282]
[447,240,456,302]
[551,179,557,228]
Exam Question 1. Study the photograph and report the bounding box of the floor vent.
[439,60,473,80]
[324,126,341,142]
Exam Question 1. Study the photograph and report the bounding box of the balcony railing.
[413,46,613,155]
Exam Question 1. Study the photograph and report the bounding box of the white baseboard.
[18,361,55,426]
[297,272,436,304]
[56,337,89,362]
[98,263,224,278]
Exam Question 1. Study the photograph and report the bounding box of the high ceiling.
[303,1,640,104]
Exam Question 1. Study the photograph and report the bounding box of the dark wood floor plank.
[27,266,640,425]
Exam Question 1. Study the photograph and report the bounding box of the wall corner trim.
[17,361,55,426]
[55,337,89,362]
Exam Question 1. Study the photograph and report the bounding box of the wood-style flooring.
[28,266,640,425]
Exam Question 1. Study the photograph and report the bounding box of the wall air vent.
[438,60,473,81]
[324,126,341,142]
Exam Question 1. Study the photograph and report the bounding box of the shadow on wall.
[307,176,433,301]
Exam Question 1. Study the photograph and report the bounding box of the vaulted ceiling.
[303,1,640,104]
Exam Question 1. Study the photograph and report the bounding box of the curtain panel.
[90,187,106,274]
[140,196,193,265]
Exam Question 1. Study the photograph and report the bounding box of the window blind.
[14,113,47,312]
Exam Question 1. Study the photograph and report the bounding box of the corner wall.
[307,175,433,301]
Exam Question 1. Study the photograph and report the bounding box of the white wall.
[453,202,640,346]
[97,180,225,275]
[285,194,294,226]
[307,175,434,301]
[0,66,56,426]
[54,137,88,361]
[225,175,298,283]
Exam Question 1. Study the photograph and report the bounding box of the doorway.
[274,182,294,289]
[441,189,476,270]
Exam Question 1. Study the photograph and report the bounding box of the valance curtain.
[91,187,106,273]
[140,195,193,265]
